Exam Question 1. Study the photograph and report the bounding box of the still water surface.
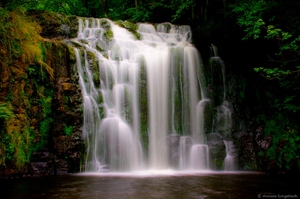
[1,172,299,199]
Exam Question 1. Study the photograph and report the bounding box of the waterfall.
[179,136,192,170]
[190,144,210,170]
[210,44,236,171]
[71,18,213,172]
[224,140,236,171]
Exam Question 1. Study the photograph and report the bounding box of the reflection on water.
[1,172,299,199]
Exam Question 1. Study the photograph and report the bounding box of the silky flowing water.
[1,173,299,198]
[71,17,236,173]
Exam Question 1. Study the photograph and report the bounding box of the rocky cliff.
[0,10,83,177]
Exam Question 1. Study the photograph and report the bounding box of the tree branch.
[259,69,300,80]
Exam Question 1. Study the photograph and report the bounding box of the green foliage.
[40,96,52,118]
[231,0,300,56]
[257,114,300,170]
[171,0,194,22]
[36,118,52,150]
[253,66,300,116]
[231,1,269,40]
[2,133,15,161]
[0,7,53,79]
[2,0,87,16]
[64,125,73,136]
[0,103,15,121]
[1,89,54,168]
[232,1,300,126]
[254,67,291,79]
[232,0,300,71]
[0,63,53,170]
[1,123,35,168]
[124,7,151,22]
[35,89,53,150]
[0,7,15,64]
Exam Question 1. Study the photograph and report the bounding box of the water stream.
[71,18,231,172]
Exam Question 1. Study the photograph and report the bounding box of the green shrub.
[64,125,73,136]
[257,114,300,170]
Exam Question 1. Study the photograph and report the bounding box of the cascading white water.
[210,44,235,170]
[223,140,236,171]
[216,101,232,138]
[179,136,192,170]
[74,18,143,172]
[190,144,209,170]
[72,18,212,172]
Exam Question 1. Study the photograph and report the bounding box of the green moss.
[100,19,111,29]
[103,29,114,41]
[0,103,15,121]
[66,45,76,65]
[87,51,101,87]
[40,96,52,118]
[97,93,105,119]
[171,47,184,135]
[1,123,37,169]
[37,118,52,148]
[123,86,132,122]
[214,157,225,170]
[158,23,171,32]
[64,125,73,136]
[116,20,140,40]
[2,133,15,161]
[0,10,74,172]
[139,59,148,150]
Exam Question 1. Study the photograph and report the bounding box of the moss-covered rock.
[139,58,148,150]
[27,10,78,39]
[103,29,114,41]
[207,133,226,170]
[116,20,140,40]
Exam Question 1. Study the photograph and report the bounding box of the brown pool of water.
[0,172,299,199]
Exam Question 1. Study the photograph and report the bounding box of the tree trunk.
[192,1,195,20]
[102,0,109,16]
[204,0,208,21]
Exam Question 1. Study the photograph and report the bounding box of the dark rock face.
[233,130,257,170]
[207,133,226,170]
[22,12,83,177]
[27,10,78,39]
[27,152,54,176]
[19,42,83,177]
[49,43,83,175]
